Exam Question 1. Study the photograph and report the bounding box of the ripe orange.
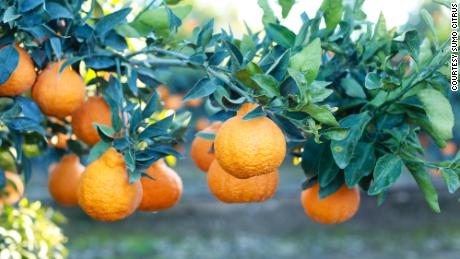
[207,160,279,203]
[0,171,24,206]
[441,141,457,156]
[191,122,221,172]
[214,103,286,179]
[164,95,184,110]
[32,60,86,118]
[48,154,84,206]
[156,85,169,100]
[78,147,143,221]
[0,46,36,97]
[71,96,112,146]
[138,160,183,212]
[301,183,360,224]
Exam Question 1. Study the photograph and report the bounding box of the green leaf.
[421,9,438,45]
[321,127,349,141]
[365,72,382,90]
[124,150,136,174]
[318,146,340,188]
[0,45,19,85]
[235,62,264,89]
[344,143,375,187]
[304,104,339,126]
[373,13,387,42]
[368,154,403,195]
[319,0,343,33]
[258,0,277,26]
[319,173,345,199]
[251,74,280,97]
[195,132,215,141]
[341,76,366,99]
[289,38,322,83]
[88,141,111,163]
[131,5,191,36]
[441,168,460,194]
[417,88,454,142]
[433,0,450,8]
[242,105,266,120]
[402,30,421,63]
[266,23,296,48]
[331,112,371,169]
[278,0,295,18]
[95,8,131,37]
[183,78,217,102]
[407,162,441,213]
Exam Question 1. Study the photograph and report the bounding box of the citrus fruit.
[77,147,143,221]
[156,85,169,100]
[0,46,36,97]
[32,60,86,118]
[195,117,209,131]
[71,96,112,146]
[138,160,183,212]
[48,154,84,206]
[191,122,221,172]
[0,171,24,206]
[164,95,184,110]
[49,132,69,149]
[441,141,457,156]
[214,103,286,179]
[207,160,279,203]
[301,183,360,224]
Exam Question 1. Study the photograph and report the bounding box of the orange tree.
[0,0,458,221]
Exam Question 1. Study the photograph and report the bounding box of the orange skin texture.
[78,148,143,221]
[191,122,221,173]
[301,184,360,224]
[214,103,286,179]
[32,60,86,118]
[0,46,36,97]
[48,154,85,206]
[207,160,279,203]
[0,172,24,206]
[71,96,112,146]
[138,160,183,212]
[164,95,184,110]
[441,141,457,156]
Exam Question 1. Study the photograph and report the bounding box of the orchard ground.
[27,154,460,259]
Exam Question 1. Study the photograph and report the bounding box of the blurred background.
[19,0,459,258]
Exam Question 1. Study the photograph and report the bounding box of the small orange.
[164,95,184,110]
[441,141,457,156]
[48,154,85,206]
[191,122,221,172]
[207,160,279,203]
[0,171,24,206]
[156,85,169,100]
[0,46,36,97]
[78,147,143,221]
[71,96,112,146]
[301,183,360,224]
[138,160,183,212]
[49,132,69,149]
[214,103,286,179]
[32,60,86,118]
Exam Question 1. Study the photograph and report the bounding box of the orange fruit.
[138,160,183,212]
[441,141,457,156]
[207,160,278,203]
[191,122,221,172]
[0,171,24,206]
[71,96,112,146]
[214,103,286,179]
[49,132,69,149]
[77,147,143,221]
[301,183,360,224]
[32,60,86,118]
[48,154,85,206]
[185,98,202,107]
[164,95,184,110]
[156,85,169,100]
[195,117,209,131]
[0,46,36,97]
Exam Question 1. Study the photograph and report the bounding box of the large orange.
[207,160,278,203]
[48,154,85,206]
[138,160,183,212]
[32,60,86,118]
[301,183,360,224]
[0,46,36,97]
[71,96,112,145]
[214,103,286,179]
[190,122,221,172]
[78,147,143,221]
[0,171,24,206]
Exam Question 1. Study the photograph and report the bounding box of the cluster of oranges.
[48,148,183,221]
[191,103,361,224]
